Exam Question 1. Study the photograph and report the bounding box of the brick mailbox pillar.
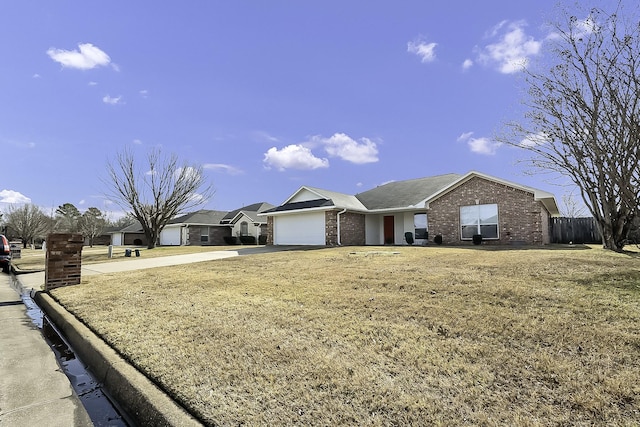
[45,233,84,291]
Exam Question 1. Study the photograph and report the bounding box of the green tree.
[503,2,640,251]
[55,203,81,232]
[104,148,214,249]
[79,207,107,247]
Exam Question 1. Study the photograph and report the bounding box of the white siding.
[274,212,325,245]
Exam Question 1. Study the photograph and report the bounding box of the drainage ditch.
[13,277,134,426]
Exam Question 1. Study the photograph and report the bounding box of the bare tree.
[560,190,588,218]
[502,2,640,251]
[5,204,51,248]
[79,207,107,247]
[104,148,214,249]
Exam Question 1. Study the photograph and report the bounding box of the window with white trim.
[460,204,498,239]
[200,227,209,242]
[414,213,428,239]
[240,221,248,236]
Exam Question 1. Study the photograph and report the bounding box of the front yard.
[50,245,640,426]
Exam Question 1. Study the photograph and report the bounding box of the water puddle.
[14,278,133,426]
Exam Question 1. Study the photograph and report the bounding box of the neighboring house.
[108,222,148,246]
[260,171,560,246]
[220,202,274,244]
[160,210,231,246]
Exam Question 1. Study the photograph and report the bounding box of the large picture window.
[414,213,428,239]
[460,204,498,239]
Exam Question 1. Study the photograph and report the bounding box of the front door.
[383,216,395,244]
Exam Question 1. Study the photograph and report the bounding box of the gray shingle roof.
[222,202,275,223]
[355,173,462,209]
[168,210,229,225]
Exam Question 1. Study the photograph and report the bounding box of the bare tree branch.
[500,1,640,251]
[103,147,215,249]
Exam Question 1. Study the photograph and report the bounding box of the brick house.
[260,171,559,246]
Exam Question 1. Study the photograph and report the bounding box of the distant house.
[160,210,230,246]
[109,222,148,247]
[260,171,560,246]
[220,202,274,244]
[108,203,274,246]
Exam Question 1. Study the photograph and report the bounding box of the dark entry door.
[383,216,395,244]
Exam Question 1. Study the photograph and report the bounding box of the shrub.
[472,234,483,245]
[434,234,443,245]
[258,235,267,245]
[240,235,256,245]
[223,236,238,245]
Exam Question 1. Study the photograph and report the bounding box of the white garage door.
[160,227,182,246]
[274,212,325,245]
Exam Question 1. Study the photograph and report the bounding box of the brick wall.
[188,225,231,245]
[340,212,366,246]
[45,233,84,291]
[266,216,274,245]
[428,176,550,245]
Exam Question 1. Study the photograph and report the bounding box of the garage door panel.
[274,212,325,245]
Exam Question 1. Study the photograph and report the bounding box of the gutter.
[336,208,347,246]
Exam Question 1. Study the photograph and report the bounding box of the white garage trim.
[274,212,325,245]
[160,226,182,246]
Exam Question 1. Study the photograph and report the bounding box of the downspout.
[336,209,347,246]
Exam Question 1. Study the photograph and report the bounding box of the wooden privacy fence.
[550,217,601,244]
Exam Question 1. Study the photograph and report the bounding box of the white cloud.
[78,199,86,206]
[47,43,112,70]
[263,145,329,171]
[520,132,548,148]
[457,131,474,142]
[88,81,98,86]
[203,163,243,175]
[103,95,123,105]
[0,190,31,204]
[139,89,148,98]
[253,131,280,143]
[457,132,502,155]
[315,133,379,164]
[132,139,142,145]
[462,59,474,70]
[32,73,41,79]
[479,20,541,74]
[263,132,379,171]
[407,39,437,63]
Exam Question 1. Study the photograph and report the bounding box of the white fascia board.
[281,186,327,205]
[259,206,337,217]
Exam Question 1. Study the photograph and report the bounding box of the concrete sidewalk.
[16,249,241,290]
[2,246,311,425]
[1,249,242,426]
[0,273,93,426]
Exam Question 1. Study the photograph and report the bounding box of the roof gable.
[222,202,274,223]
[424,171,560,215]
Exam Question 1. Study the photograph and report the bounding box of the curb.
[34,291,203,427]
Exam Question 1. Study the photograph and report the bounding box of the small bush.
[434,234,443,245]
[258,235,267,245]
[240,235,256,245]
[223,236,238,245]
[472,234,483,245]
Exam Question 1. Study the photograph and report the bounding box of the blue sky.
[1,1,599,218]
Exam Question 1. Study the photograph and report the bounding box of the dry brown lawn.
[50,245,640,426]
